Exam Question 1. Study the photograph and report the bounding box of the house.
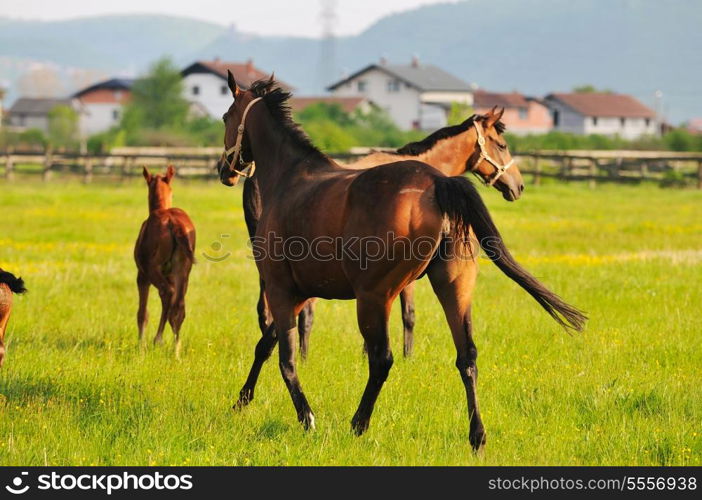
[6,97,79,132]
[544,93,657,139]
[327,57,474,130]
[473,90,552,135]
[288,96,375,115]
[181,59,293,118]
[73,78,134,135]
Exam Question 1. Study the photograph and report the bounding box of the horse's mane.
[395,115,506,156]
[249,78,327,162]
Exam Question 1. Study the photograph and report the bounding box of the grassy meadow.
[0,177,700,466]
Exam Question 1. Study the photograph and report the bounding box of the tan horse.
[134,166,196,353]
[0,269,27,367]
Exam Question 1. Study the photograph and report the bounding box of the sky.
[0,0,454,38]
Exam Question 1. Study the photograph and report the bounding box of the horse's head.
[143,165,174,210]
[469,108,524,201]
[218,70,261,187]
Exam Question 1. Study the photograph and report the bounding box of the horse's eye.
[497,142,507,150]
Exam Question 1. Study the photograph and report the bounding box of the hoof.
[351,414,369,436]
[300,412,316,431]
[470,428,487,453]
[233,389,253,411]
[153,336,164,346]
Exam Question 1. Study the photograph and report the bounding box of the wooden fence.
[2,147,702,188]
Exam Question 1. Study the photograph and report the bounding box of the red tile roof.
[473,90,529,109]
[546,93,655,118]
[289,96,370,114]
[181,60,293,91]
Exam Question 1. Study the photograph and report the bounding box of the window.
[592,116,598,126]
[620,117,626,127]
[357,80,367,92]
[645,118,651,127]
[387,79,401,93]
[221,85,228,95]
[518,107,527,120]
[112,109,120,121]
[192,85,200,96]
[552,110,559,127]
[18,114,26,126]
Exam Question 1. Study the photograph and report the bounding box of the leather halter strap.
[472,120,515,187]
[220,96,263,178]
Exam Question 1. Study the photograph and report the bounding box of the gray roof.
[8,97,74,116]
[327,63,472,92]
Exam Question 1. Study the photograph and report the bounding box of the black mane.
[248,78,327,162]
[395,114,506,156]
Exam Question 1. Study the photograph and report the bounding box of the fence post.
[697,160,702,190]
[589,158,597,189]
[4,150,14,181]
[42,148,53,182]
[83,156,94,184]
[533,153,541,186]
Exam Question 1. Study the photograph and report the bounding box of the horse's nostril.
[519,184,525,193]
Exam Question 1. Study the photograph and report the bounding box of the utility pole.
[318,0,337,93]
[654,89,663,135]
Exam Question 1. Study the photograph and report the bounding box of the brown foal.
[134,166,196,352]
[0,269,27,367]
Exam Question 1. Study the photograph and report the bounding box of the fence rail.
[2,148,702,188]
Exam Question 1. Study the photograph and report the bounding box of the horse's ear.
[142,166,151,183]
[165,165,175,183]
[227,70,239,97]
[486,106,505,128]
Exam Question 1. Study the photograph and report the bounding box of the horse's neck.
[148,195,171,213]
[248,114,333,203]
[417,129,477,176]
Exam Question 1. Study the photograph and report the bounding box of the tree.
[572,84,613,94]
[122,57,189,131]
[47,105,79,149]
[447,102,473,125]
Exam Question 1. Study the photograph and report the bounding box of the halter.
[471,120,515,187]
[220,96,263,178]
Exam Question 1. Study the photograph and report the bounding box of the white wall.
[547,100,586,134]
[182,73,232,118]
[8,115,49,132]
[80,103,122,135]
[421,91,473,106]
[583,116,656,139]
[331,68,421,130]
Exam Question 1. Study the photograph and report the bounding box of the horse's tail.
[0,270,27,295]
[169,221,196,263]
[433,175,587,331]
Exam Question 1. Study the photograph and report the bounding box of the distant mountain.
[1,1,700,123]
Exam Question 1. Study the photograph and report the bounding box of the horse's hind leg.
[427,256,485,451]
[168,270,190,357]
[351,295,393,435]
[297,299,315,361]
[136,272,150,342]
[153,275,174,346]
[399,282,416,357]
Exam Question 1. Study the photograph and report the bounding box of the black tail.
[0,270,27,295]
[434,176,587,331]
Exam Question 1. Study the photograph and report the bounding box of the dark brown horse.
[0,269,27,367]
[220,75,585,450]
[244,111,525,359]
[134,166,196,354]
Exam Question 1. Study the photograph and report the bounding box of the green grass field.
[0,178,700,466]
